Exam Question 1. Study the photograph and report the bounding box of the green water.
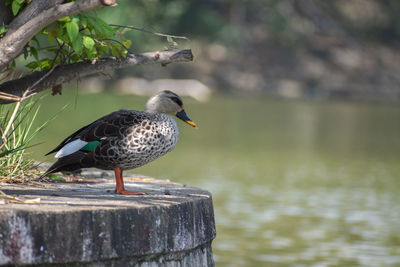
[31,91,400,266]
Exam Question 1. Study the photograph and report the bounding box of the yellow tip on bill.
[185,120,196,127]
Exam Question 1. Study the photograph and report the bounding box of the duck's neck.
[144,108,157,114]
[145,96,159,114]
[144,103,158,113]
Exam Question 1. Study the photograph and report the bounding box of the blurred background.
[29,0,400,266]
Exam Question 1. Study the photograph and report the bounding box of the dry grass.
[0,98,51,184]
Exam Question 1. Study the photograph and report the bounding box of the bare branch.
[0,49,194,104]
[0,44,63,104]
[0,0,116,72]
[18,43,65,101]
[110,24,190,41]
[7,0,64,34]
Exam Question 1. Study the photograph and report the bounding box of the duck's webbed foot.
[114,188,147,195]
[113,167,147,195]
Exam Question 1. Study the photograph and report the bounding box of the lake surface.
[31,91,400,266]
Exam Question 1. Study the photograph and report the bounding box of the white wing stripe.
[55,139,88,158]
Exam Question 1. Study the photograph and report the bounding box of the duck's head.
[145,90,196,127]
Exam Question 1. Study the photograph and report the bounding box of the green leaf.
[40,58,53,70]
[48,33,56,45]
[82,36,95,50]
[23,48,28,59]
[0,26,7,35]
[167,36,173,43]
[86,49,96,59]
[30,47,39,63]
[25,61,38,69]
[56,37,65,44]
[121,49,128,58]
[46,22,59,45]
[122,40,132,48]
[70,54,80,61]
[58,17,71,23]
[99,44,109,55]
[71,17,80,24]
[66,21,79,42]
[79,14,88,27]
[58,31,70,44]
[87,17,114,38]
[96,19,115,37]
[32,36,40,48]
[71,34,83,54]
[111,45,120,58]
[11,1,21,16]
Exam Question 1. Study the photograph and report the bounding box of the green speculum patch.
[81,141,101,152]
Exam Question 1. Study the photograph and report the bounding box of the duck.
[41,90,196,195]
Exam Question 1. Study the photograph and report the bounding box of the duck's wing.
[45,110,146,158]
[44,121,95,156]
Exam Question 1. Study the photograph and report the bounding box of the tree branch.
[0,49,194,104]
[0,0,116,72]
[7,0,64,35]
[110,24,190,41]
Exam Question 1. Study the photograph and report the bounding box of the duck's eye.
[170,96,183,107]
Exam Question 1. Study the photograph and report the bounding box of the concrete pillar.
[0,177,216,266]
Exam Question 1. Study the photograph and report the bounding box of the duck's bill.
[176,109,196,127]
[184,120,196,127]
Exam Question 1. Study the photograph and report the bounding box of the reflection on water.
[32,92,400,266]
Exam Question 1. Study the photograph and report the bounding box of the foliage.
[4,0,132,73]
[0,99,50,182]
[7,0,27,16]
[0,25,7,38]
[29,14,132,71]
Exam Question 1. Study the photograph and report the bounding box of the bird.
[41,90,196,195]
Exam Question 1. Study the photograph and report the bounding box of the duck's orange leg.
[114,167,146,195]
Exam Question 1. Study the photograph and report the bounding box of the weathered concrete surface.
[0,177,216,266]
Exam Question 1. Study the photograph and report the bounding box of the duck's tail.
[40,151,89,178]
